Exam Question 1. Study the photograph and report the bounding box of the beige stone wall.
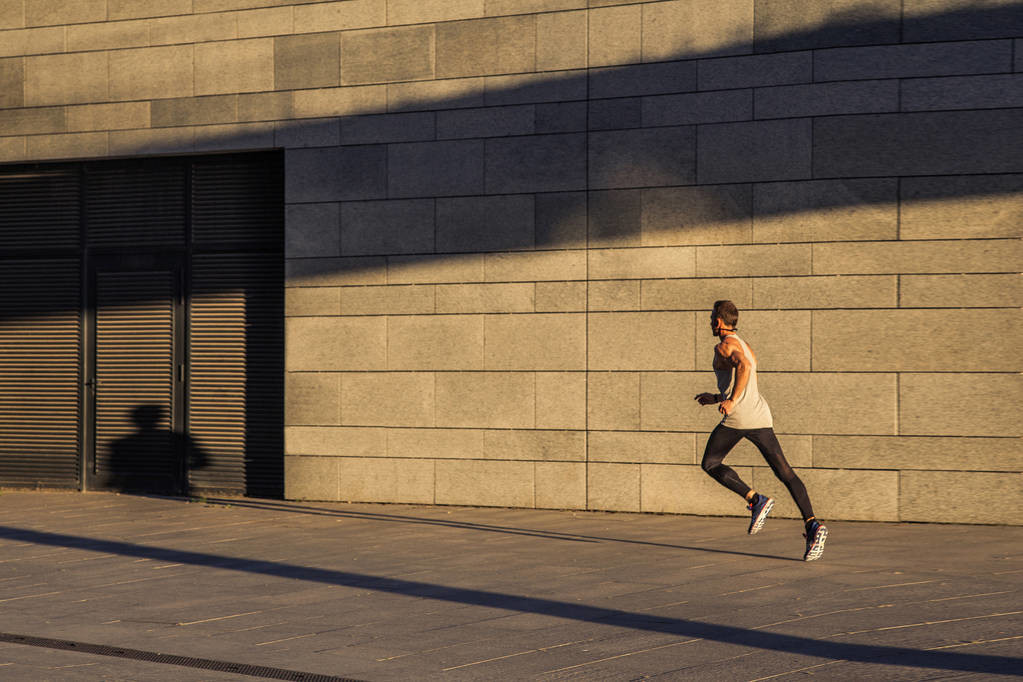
[1,0,1021,524]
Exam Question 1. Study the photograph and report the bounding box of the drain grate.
[0,631,365,681]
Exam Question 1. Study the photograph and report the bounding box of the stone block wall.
[1,0,1020,524]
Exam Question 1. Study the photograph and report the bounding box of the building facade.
[0,0,1020,523]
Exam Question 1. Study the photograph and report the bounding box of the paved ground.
[0,491,1019,681]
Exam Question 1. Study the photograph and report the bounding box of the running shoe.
[747,494,774,535]
[803,520,828,561]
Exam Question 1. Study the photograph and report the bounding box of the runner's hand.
[695,393,717,406]
[719,399,735,415]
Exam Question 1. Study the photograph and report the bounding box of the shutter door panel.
[94,270,178,492]
[86,162,186,247]
[189,253,283,496]
[0,260,81,487]
[191,153,284,248]
[0,168,80,250]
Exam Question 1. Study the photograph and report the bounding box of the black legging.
[701,424,815,521]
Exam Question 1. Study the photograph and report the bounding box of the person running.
[693,300,827,561]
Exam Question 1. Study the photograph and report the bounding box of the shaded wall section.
[0,0,1020,523]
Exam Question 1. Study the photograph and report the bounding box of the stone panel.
[0,0,21,28]
[108,0,192,20]
[26,132,108,160]
[437,105,534,140]
[906,0,1023,40]
[341,25,434,85]
[642,90,753,127]
[193,122,275,152]
[342,112,436,145]
[285,317,386,371]
[108,128,194,156]
[486,0,585,13]
[814,109,1023,177]
[286,287,341,316]
[535,192,587,249]
[753,179,897,243]
[900,174,1023,240]
[338,457,435,504]
[641,464,752,515]
[237,7,295,38]
[388,77,485,112]
[239,92,294,122]
[589,312,694,371]
[640,372,712,431]
[486,70,588,105]
[753,275,897,309]
[588,371,640,430]
[588,462,640,512]
[25,0,105,26]
[535,372,586,429]
[588,280,639,311]
[389,140,484,198]
[814,435,1023,472]
[588,98,642,131]
[589,127,696,189]
[754,468,898,521]
[341,372,435,427]
[815,40,1012,82]
[435,372,534,428]
[813,239,1021,275]
[484,250,586,282]
[758,373,898,435]
[387,428,483,460]
[340,199,433,256]
[286,256,386,287]
[485,430,585,461]
[698,51,811,90]
[536,10,587,71]
[388,315,485,371]
[588,4,640,67]
[696,243,811,276]
[589,431,694,464]
[641,278,753,311]
[388,0,484,23]
[435,283,534,314]
[286,426,370,456]
[536,102,587,133]
[25,52,107,106]
[109,46,194,101]
[900,274,1021,308]
[643,0,753,61]
[590,61,697,99]
[286,373,340,426]
[698,119,812,184]
[152,96,237,129]
[284,456,339,500]
[0,107,64,135]
[901,471,1022,525]
[435,460,533,507]
[814,310,1018,371]
[642,184,752,247]
[67,19,150,51]
[275,119,340,149]
[286,146,387,203]
[292,85,386,118]
[387,253,484,284]
[0,26,64,58]
[486,133,586,194]
[293,0,385,32]
[484,313,585,370]
[589,247,696,280]
[695,310,811,371]
[436,15,535,78]
[535,462,586,509]
[534,281,585,312]
[287,203,339,259]
[341,285,435,315]
[902,74,1023,112]
[755,80,899,119]
[275,32,340,91]
[150,12,235,45]
[588,189,641,248]
[0,138,25,162]
[696,433,812,467]
[436,194,533,253]
[901,373,1021,437]
[195,39,273,96]
[754,0,900,52]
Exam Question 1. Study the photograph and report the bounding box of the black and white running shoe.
[803,520,828,561]
[747,494,774,535]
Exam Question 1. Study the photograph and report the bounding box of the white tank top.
[714,334,773,430]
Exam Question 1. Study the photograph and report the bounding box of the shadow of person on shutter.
[109,404,209,496]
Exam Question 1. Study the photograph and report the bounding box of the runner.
[693,300,827,561]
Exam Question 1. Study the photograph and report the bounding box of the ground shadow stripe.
[0,632,363,682]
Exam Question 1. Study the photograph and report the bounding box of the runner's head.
[711,300,738,336]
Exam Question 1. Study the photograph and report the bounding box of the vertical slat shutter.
[94,270,178,492]
[0,260,81,486]
[189,253,283,497]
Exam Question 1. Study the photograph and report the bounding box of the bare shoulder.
[715,336,741,356]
